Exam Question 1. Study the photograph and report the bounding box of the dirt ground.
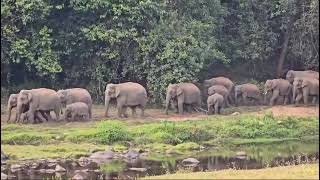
[1,104,319,124]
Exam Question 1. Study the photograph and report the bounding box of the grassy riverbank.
[143,163,319,179]
[1,113,319,160]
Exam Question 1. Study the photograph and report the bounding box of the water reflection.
[1,140,319,180]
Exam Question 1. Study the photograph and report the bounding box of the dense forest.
[1,0,319,104]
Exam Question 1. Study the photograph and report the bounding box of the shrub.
[96,121,131,144]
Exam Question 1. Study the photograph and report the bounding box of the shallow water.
[1,140,319,179]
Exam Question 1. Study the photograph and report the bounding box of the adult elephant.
[264,79,292,106]
[235,84,262,106]
[293,78,319,105]
[57,88,92,118]
[104,82,147,118]
[286,70,319,83]
[165,83,202,115]
[203,77,234,104]
[16,88,62,124]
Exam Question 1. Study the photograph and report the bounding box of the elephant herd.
[6,70,319,124]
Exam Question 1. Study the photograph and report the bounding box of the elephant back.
[241,84,261,97]
[117,82,147,105]
[208,85,228,96]
[207,77,234,91]
[65,88,92,106]
[29,88,61,110]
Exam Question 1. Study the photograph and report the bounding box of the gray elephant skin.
[207,93,224,115]
[20,110,49,124]
[64,102,90,122]
[235,84,262,106]
[16,88,62,123]
[207,85,230,107]
[293,78,319,105]
[264,79,292,106]
[203,76,234,104]
[165,83,202,115]
[7,94,18,122]
[104,82,147,118]
[57,88,92,118]
[286,70,319,83]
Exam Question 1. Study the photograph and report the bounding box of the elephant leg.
[28,110,35,124]
[214,103,219,115]
[178,101,184,115]
[311,97,317,105]
[224,96,230,107]
[89,106,92,119]
[140,105,145,117]
[207,104,211,115]
[283,96,289,105]
[302,90,309,105]
[53,108,60,121]
[121,106,128,118]
[270,90,279,106]
[295,94,303,105]
[36,111,47,123]
[131,106,137,117]
[242,94,248,106]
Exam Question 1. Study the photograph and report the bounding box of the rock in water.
[72,172,89,180]
[1,173,8,180]
[181,158,200,166]
[129,168,147,172]
[55,164,66,172]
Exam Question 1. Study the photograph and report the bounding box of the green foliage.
[100,160,126,173]
[95,120,131,144]
[1,0,319,103]
[1,133,54,145]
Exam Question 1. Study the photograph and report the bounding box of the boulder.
[71,172,89,180]
[129,167,147,172]
[236,151,247,159]
[231,112,240,116]
[1,173,7,180]
[10,164,23,173]
[181,158,200,167]
[55,164,66,172]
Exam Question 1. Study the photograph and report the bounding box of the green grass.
[143,164,319,179]
[1,114,319,160]
[100,160,126,173]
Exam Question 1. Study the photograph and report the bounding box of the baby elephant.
[64,102,90,122]
[20,111,50,124]
[207,93,224,115]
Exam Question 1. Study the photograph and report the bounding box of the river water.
[1,140,319,179]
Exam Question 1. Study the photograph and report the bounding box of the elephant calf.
[208,85,230,107]
[64,102,90,122]
[207,93,224,115]
[20,111,50,124]
[235,84,262,106]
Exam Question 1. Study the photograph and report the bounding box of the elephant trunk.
[7,104,13,122]
[104,96,111,117]
[234,92,238,106]
[292,86,297,103]
[165,93,171,115]
[16,102,24,123]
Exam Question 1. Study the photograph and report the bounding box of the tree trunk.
[277,0,303,77]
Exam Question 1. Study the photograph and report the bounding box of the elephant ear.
[115,87,121,97]
[302,80,308,88]
[177,87,183,96]
[27,92,33,102]
[271,80,277,89]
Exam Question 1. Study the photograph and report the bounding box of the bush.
[95,121,131,144]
